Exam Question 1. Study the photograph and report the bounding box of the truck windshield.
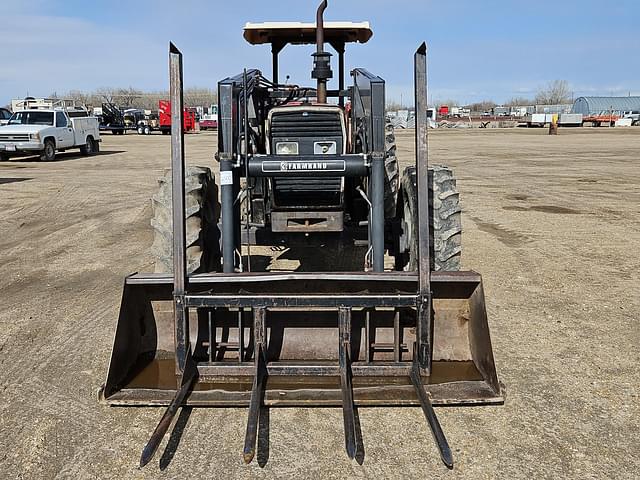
[8,112,54,126]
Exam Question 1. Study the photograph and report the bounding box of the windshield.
[8,111,54,126]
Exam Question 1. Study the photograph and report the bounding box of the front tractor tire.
[151,166,221,274]
[394,165,462,271]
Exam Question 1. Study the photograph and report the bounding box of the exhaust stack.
[312,0,332,103]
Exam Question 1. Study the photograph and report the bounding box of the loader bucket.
[100,271,504,406]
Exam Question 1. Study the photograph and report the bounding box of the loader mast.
[415,43,432,369]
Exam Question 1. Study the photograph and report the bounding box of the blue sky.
[1,0,638,106]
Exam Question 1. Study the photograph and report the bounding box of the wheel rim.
[399,193,414,272]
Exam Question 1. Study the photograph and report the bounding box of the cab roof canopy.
[243,22,373,47]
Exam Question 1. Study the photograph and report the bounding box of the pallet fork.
[100,42,504,469]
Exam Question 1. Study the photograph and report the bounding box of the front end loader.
[100,1,504,469]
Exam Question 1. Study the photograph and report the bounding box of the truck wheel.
[137,126,144,135]
[383,120,400,219]
[0,152,9,162]
[151,166,221,274]
[394,165,462,271]
[144,126,151,135]
[41,139,56,161]
[80,136,96,156]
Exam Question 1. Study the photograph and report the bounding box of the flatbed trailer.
[582,114,619,127]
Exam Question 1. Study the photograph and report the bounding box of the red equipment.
[159,100,197,132]
[438,105,449,117]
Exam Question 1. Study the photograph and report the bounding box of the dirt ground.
[0,127,638,479]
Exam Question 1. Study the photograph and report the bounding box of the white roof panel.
[243,21,373,46]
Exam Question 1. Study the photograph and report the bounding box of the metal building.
[572,96,640,115]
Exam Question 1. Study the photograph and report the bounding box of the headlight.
[314,141,337,155]
[276,142,298,155]
[30,133,40,141]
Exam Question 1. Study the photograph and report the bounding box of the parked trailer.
[97,102,137,135]
[199,105,218,130]
[558,113,583,127]
[522,113,547,127]
[136,112,161,135]
[157,100,197,135]
[135,102,199,135]
[583,113,619,127]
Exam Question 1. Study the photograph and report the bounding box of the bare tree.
[184,87,217,108]
[535,80,572,105]
[95,87,116,104]
[115,87,143,108]
[135,92,165,110]
[39,86,218,111]
[68,90,91,107]
[432,98,460,108]
[469,100,497,113]
[387,101,408,111]
[506,96,533,106]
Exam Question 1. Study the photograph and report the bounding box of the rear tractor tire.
[394,165,462,271]
[383,119,400,219]
[151,166,221,274]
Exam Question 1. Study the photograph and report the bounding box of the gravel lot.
[0,127,638,479]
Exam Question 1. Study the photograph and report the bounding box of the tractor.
[100,1,504,469]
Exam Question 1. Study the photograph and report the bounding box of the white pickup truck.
[0,109,101,161]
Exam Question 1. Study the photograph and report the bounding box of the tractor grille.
[0,134,29,142]
[273,177,342,208]
[270,109,344,208]
[270,111,343,138]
